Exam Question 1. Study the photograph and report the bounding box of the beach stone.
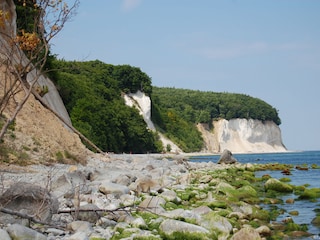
[113,174,136,186]
[265,178,293,192]
[218,149,238,164]
[230,202,253,216]
[191,205,213,216]
[159,219,209,235]
[160,190,178,202]
[97,217,117,228]
[139,196,166,214]
[200,212,232,237]
[6,224,47,240]
[77,203,101,223]
[0,229,11,240]
[228,211,246,219]
[216,181,235,195]
[67,231,89,240]
[286,198,295,204]
[51,171,89,197]
[199,174,213,183]
[0,182,59,223]
[99,181,129,197]
[120,194,136,206]
[231,227,261,240]
[129,176,160,194]
[163,209,200,222]
[256,225,271,236]
[131,217,147,228]
[67,220,93,233]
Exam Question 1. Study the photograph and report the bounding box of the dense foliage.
[152,87,281,126]
[51,60,161,153]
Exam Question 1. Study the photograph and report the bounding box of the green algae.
[298,188,320,200]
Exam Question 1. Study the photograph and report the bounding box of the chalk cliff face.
[198,119,287,153]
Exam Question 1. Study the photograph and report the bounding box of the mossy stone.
[311,215,320,226]
[298,188,320,200]
[265,178,293,193]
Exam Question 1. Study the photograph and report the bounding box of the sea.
[189,151,320,237]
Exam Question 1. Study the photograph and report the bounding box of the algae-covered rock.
[230,226,262,240]
[200,212,232,239]
[159,219,209,235]
[234,185,257,199]
[216,181,235,195]
[264,178,293,193]
[311,215,320,226]
[298,188,320,200]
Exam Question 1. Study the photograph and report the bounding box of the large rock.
[231,227,262,240]
[6,224,47,240]
[218,149,238,164]
[264,178,293,193]
[0,229,11,240]
[0,182,59,223]
[99,181,129,198]
[139,196,166,214]
[160,219,209,235]
[200,212,232,239]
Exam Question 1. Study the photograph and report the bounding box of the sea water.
[189,151,320,237]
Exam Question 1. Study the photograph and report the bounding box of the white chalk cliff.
[124,91,183,153]
[198,119,287,153]
[125,91,286,153]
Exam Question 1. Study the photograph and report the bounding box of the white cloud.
[121,0,142,12]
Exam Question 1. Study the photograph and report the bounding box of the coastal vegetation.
[50,59,281,153]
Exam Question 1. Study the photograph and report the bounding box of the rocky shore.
[0,153,318,240]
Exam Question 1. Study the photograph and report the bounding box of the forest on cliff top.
[50,60,281,153]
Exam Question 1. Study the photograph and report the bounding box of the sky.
[52,0,320,151]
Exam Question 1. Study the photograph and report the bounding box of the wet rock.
[311,215,320,226]
[218,149,238,164]
[265,178,293,193]
[285,198,295,204]
[6,224,47,240]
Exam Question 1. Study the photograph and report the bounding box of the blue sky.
[52,0,320,151]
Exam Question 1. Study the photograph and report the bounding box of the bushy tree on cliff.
[0,0,79,140]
